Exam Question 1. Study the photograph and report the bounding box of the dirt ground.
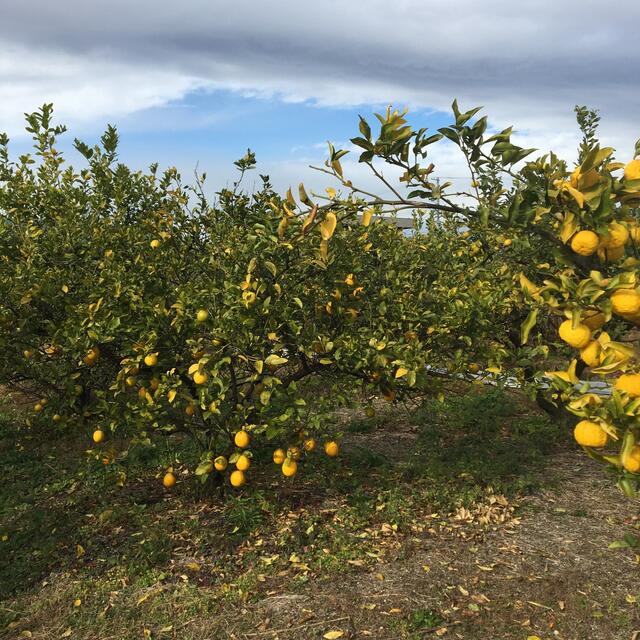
[219,454,640,640]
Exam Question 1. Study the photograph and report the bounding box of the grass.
[0,386,572,638]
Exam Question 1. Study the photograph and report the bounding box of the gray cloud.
[1,0,638,168]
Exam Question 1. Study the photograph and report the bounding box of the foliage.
[319,101,640,496]
[0,105,521,489]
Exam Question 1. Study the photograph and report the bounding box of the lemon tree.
[318,102,640,495]
[0,105,516,490]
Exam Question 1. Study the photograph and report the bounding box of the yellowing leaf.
[265,354,288,366]
[301,205,317,233]
[320,212,337,240]
[395,367,409,378]
[361,208,374,227]
[76,544,85,558]
[323,632,344,639]
[254,360,264,374]
[167,389,177,403]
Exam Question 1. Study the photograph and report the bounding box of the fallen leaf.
[323,631,344,640]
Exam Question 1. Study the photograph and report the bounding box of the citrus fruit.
[234,430,250,448]
[193,370,208,385]
[92,429,105,443]
[570,230,599,256]
[574,420,608,448]
[324,441,339,457]
[214,456,228,471]
[150,239,161,248]
[196,309,209,323]
[580,341,601,367]
[365,406,376,418]
[235,454,251,471]
[611,289,640,316]
[144,353,158,367]
[615,373,640,397]
[623,445,640,473]
[558,320,591,348]
[282,458,298,477]
[163,472,176,488]
[230,470,246,487]
[273,448,286,464]
[303,438,316,452]
[624,159,640,181]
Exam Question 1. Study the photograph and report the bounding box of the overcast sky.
[1,0,638,195]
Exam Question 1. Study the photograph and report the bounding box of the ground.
[1,387,639,640]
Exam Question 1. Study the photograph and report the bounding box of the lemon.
[597,244,625,262]
[324,441,340,457]
[144,353,158,367]
[193,370,208,385]
[574,420,608,448]
[214,456,228,471]
[558,320,591,349]
[273,448,286,465]
[611,289,640,316]
[624,159,640,181]
[230,470,246,487]
[163,472,176,488]
[150,239,161,249]
[570,230,599,256]
[303,438,316,452]
[615,373,640,397]
[235,454,251,471]
[234,430,250,448]
[282,458,298,477]
[623,445,640,473]
[601,222,629,249]
[580,341,601,367]
[185,405,195,417]
[92,429,105,443]
[196,309,209,323]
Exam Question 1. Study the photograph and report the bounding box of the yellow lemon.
[597,244,625,262]
[235,454,251,471]
[193,370,208,385]
[624,159,640,181]
[150,239,161,249]
[144,353,158,367]
[615,373,640,397]
[574,420,608,448]
[558,320,591,349]
[282,458,298,477]
[92,429,105,443]
[34,402,43,412]
[623,445,640,473]
[273,448,286,465]
[601,222,629,249]
[214,456,228,471]
[234,430,250,448]
[324,441,340,457]
[196,309,209,323]
[611,289,640,316]
[570,230,599,256]
[230,470,246,487]
[185,404,195,417]
[303,438,316,452]
[163,472,176,488]
[580,341,601,367]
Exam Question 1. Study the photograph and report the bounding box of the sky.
[0,0,638,198]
